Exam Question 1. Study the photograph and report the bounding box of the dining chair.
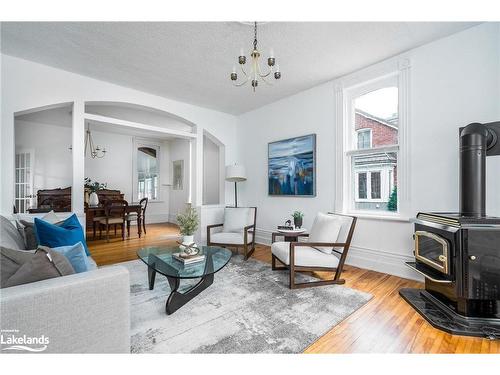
[98,200,128,242]
[126,197,148,237]
[85,202,107,240]
[271,212,357,289]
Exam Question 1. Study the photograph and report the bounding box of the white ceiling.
[1,22,479,115]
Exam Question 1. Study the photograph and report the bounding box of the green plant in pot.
[176,205,199,254]
[292,211,304,229]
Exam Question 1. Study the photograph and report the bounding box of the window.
[357,129,372,149]
[357,172,367,199]
[135,144,160,201]
[344,77,400,213]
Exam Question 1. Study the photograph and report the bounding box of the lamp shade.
[225,165,247,182]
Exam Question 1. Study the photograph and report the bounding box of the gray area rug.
[123,255,372,353]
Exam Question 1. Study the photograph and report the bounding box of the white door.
[15,150,35,213]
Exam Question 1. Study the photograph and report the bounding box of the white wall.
[15,120,72,193]
[1,54,241,237]
[203,134,220,205]
[84,130,171,223]
[168,138,191,222]
[238,23,500,280]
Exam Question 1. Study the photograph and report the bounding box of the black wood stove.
[400,121,500,338]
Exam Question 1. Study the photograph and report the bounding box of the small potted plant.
[176,204,199,253]
[292,211,304,229]
[85,178,107,206]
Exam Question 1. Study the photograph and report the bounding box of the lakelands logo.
[1,329,49,352]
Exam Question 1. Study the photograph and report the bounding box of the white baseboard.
[254,227,422,282]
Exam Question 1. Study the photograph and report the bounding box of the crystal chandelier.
[84,123,106,158]
[230,22,281,91]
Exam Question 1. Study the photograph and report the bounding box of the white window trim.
[132,138,162,203]
[354,168,391,203]
[356,128,372,149]
[334,57,411,220]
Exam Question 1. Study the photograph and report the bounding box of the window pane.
[371,172,381,199]
[357,130,371,149]
[354,87,398,149]
[352,152,397,211]
[358,173,367,199]
[137,146,159,200]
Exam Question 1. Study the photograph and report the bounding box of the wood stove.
[400,121,500,338]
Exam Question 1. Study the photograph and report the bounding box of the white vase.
[89,192,99,207]
[180,235,197,253]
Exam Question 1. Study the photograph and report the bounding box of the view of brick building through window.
[353,90,398,212]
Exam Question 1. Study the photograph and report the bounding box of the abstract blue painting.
[268,134,316,196]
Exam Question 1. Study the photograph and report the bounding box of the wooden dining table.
[85,203,143,238]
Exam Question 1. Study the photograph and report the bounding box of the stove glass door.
[415,231,449,274]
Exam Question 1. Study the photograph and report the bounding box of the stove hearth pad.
[400,288,500,339]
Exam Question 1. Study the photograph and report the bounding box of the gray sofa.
[0,215,131,353]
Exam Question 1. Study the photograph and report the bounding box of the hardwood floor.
[87,223,499,354]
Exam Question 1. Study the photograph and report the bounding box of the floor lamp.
[225,165,246,208]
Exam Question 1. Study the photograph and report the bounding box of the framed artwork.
[173,160,184,190]
[268,134,316,196]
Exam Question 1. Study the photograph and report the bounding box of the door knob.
[469,255,477,261]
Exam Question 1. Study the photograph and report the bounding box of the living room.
[1,1,499,373]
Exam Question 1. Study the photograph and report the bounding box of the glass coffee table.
[137,246,232,315]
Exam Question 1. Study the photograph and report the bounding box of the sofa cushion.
[210,232,253,245]
[308,213,342,254]
[16,220,39,250]
[222,207,253,233]
[0,246,35,286]
[0,215,26,250]
[44,242,90,273]
[3,247,75,288]
[35,214,90,256]
[271,241,340,268]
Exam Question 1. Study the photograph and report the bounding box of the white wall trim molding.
[346,245,422,282]
[334,55,412,219]
[253,226,422,282]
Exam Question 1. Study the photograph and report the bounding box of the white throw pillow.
[308,213,342,254]
[223,207,251,233]
[41,210,61,224]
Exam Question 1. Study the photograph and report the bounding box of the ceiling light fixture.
[84,122,106,158]
[230,21,281,91]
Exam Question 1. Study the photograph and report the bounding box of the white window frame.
[354,169,391,203]
[334,57,411,220]
[356,128,372,149]
[132,138,162,203]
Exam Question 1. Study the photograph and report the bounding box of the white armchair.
[207,207,257,260]
[271,212,357,289]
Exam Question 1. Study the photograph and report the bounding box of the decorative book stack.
[172,252,206,265]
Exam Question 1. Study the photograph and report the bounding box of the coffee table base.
[149,267,214,315]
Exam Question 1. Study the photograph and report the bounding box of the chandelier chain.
[253,21,258,50]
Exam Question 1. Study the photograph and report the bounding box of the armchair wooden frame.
[206,207,257,260]
[271,213,357,289]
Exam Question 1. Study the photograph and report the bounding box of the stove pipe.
[459,123,489,217]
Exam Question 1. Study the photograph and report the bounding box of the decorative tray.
[277,228,307,234]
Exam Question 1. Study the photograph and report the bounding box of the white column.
[72,101,85,217]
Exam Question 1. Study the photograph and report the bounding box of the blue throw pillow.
[49,242,90,273]
[34,214,90,256]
